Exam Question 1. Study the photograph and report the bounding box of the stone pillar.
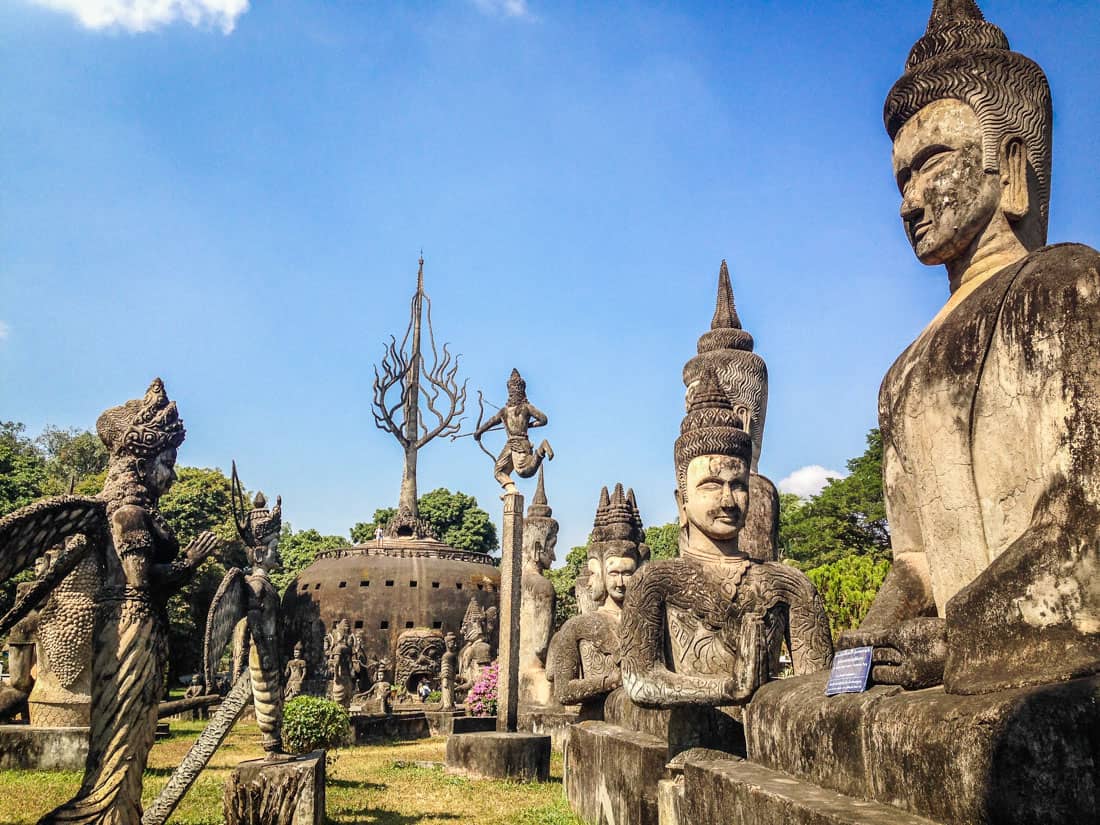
[496,492,524,733]
[223,750,325,825]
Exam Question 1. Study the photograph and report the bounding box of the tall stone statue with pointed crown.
[683,261,780,561]
[548,484,648,714]
[709,6,1100,825]
[518,467,558,706]
[620,368,832,709]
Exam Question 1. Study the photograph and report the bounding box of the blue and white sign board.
[824,646,874,696]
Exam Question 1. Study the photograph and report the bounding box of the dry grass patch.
[0,720,581,825]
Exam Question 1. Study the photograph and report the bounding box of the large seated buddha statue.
[680,4,1100,824]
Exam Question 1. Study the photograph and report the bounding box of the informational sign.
[824,646,874,696]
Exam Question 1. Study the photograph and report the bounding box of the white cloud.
[0,321,8,341]
[471,0,533,20]
[778,465,846,499]
[30,0,249,34]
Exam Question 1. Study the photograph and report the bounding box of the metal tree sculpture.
[372,256,467,537]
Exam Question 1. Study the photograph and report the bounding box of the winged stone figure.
[0,379,220,825]
[141,463,285,825]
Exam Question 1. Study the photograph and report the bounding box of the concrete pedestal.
[423,709,464,736]
[350,712,430,743]
[735,671,1100,825]
[451,715,497,734]
[682,758,941,825]
[0,724,88,770]
[224,750,325,825]
[445,731,551,782]
[564,721,670,825]
[518,703,585,751]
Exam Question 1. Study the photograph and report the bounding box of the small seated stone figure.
[548,484,648,714]
[356,657,392,715]
[0,577,39,723]
[620,369,833,708]
[283,641,307,701]
[837,0,1100,696]
[183,674,206,720]
[519,467,558,707]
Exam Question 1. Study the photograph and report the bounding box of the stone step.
[682,758,942,825]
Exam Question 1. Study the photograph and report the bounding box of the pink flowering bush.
[466,661,499,717]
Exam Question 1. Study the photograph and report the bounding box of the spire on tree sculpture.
[372,256,468,539]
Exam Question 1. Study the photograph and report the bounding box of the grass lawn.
[0,720,582,825]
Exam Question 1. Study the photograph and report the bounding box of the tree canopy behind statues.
[779,429,889,569]
[350,487,498,554]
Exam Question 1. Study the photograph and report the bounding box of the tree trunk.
[399,444,418,518]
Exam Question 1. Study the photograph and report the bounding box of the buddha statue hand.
[839,617,947,689]
[721,614,769,703]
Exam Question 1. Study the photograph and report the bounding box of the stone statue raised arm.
[474,369,554,493]
[838,0,1100,695]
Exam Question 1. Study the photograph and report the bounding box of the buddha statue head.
[587,484,650,614]
[674,367,753,560]
[682,261,767,471]
[885,0,1052,286]
[522,466,558,573]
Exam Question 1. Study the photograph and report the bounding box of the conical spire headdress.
[526,465,553,519]
[884,0,1052,225]
[674,366,752,494]
[96,378,186,458]
[682,261,767,471]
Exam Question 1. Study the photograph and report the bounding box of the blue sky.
[2,1,1098,554]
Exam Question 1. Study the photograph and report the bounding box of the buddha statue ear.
[674,487,688,528]
[1001,136,1030,222]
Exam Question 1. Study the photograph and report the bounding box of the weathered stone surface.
[224,750,325,825]
[451,715,497,734]
[840,0,1100,698]
[474,369,553,494]
[444,731,550,782]
[517,703,588,752]
[0,724,88,770]
[423,709,464,736]
[745,671,1100,825]
[496,492,524,732]
[350,711,430,743]
[603,688,746,759]
[682,758,940,825]
[564,721,669,825]
[519,468,557,707]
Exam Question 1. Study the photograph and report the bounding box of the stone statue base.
[444,731,551,782]
[223,751,325,825]
[518,701,598,752]
[0,724,89,770]
[706,671,1100,825]
[423,708,465,736]
[564,691,748,825]
[349,711,430,744]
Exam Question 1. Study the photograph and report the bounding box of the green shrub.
[426,690,442,703]
[282,696,351,754]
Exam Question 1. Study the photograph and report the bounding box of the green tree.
[271,524,347,596]
[158,466,247,685]
[546,544,588,631]
[0,422,48,518]
[644,522,679,561]
[350,507,396,544]
[350,488,498,554]
[779,429,889,569]
[806,554,891,638]
[35,426,108,494]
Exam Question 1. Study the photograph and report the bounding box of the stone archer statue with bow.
[464,369,554,493]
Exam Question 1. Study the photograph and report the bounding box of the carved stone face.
[893,99,1001,267]
[253,536,282,573]
[146,448,178,496]
[603,555,637,606]
[679,455,749,542]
